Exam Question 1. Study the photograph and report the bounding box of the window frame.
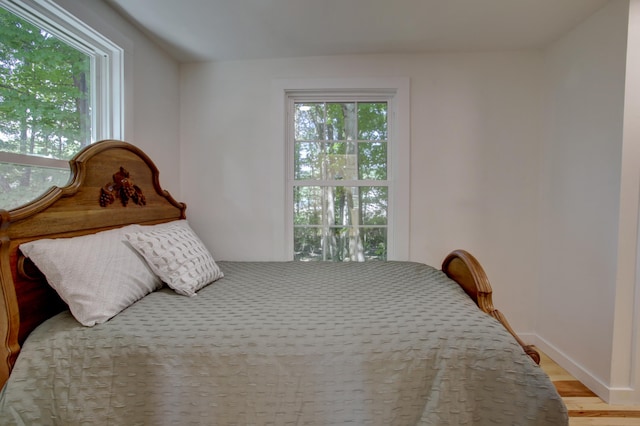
[276,78,410,261]
[0,0,124,170]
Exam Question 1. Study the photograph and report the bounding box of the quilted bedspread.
[0,261,567,425]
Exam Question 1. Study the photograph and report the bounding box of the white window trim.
[273,78,410,261]
[0,0,124,168]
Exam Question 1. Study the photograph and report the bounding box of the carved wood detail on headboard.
[100,166,147,207]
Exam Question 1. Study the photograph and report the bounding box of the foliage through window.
[0,0,121,210]
[292,100,389,261]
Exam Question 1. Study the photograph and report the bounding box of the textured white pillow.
[20,225,163,326]
[125,222,223,296]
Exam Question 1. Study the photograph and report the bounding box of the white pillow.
[20,225,163,326]
[125,221,223,296]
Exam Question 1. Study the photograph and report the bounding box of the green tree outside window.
[0,5,91,209]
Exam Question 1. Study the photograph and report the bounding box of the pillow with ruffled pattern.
[125,221,223,296]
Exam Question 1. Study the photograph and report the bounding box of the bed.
[0,140,567,425]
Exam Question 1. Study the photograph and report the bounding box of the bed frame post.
[0,211,20,386]
[442,249,540,365]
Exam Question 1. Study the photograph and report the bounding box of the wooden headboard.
[0,140,185,387]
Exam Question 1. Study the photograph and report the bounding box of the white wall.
[179,0,637,404]
[537,0,630,402]
[180,52,544,333]
[59,0,636,404]
[612,0,640,405]
[53,0,182,197]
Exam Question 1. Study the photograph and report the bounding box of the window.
[292,98,389,261]
[0,0,123,210]
[283,79,410,262]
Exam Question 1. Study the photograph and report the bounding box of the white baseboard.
[516,334,640,404]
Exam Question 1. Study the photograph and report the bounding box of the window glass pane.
[295,142,357,181]
[358,142,387,180]
[0,162,69,208]
[326,102,356,141]
[331,186,360,226]
[362,227,387,260]
[293,186,322,225]
[294,226,322,261]
[358,102,387,140]
[323,142,356,181]
[360,186,388,226]
[325,226,348,261]
[294,103,324,141]
[294,141,320,180]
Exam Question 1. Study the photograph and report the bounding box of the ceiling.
[105,0,610,63]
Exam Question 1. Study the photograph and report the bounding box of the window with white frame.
[286,82,409,262]
[0,0,123,210]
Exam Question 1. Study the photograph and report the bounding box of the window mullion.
[0,153,68,169]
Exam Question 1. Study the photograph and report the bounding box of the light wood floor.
[539,350,640,425]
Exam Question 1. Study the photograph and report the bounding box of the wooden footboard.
[442,249,540,364]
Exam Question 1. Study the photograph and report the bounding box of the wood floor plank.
[569,410,640,417]
[555,380,598,397]
[563,397,640,412]
[538,349,640,422]
[569,419,640,425]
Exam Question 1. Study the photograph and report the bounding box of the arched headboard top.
[3,140,185,239]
